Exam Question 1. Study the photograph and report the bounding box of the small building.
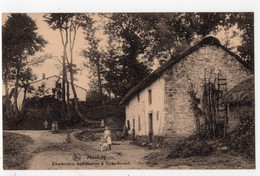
[120,36,253,145]
[16,75,87,108]
[222,76,254,132]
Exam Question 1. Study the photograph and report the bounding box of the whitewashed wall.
[125,76,165,136]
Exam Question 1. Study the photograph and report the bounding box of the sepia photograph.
[1,11,255,171]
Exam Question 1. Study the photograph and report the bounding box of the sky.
[3,13,96,90]
[2,13,243,92]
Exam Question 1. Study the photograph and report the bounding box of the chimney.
[42,73,46,79]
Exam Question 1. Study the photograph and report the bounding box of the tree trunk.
[66,72,72,120]
[108,89,111,101]
[62,57,67,119]
[68,66,83,121]
[67,27,84,121]
[60,27,68,119]
[14,59,22,119]
[3,76,12,118]
[21,87,27,113]
[195,114,200,135]
[97,63,105,106]
[67,60,82,121]
[70,73,82,120]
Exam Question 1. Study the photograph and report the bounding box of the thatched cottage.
[120,36,253,145]
[222,76,254,133]
[16,75,87,109]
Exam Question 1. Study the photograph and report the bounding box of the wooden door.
[148,113,153,143]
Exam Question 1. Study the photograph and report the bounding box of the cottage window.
[148,89,152,105]
[137,93,140,102]
[138,115,141,131]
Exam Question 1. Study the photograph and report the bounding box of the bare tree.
[44,13,93,121]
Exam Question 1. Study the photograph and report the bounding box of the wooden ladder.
[216,73,228,137]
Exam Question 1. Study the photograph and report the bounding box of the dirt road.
[5,130,158,169]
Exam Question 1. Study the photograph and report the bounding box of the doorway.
[148,113,153,143]
[133,119,135,139]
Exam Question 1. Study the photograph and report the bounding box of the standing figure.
[101,119,105,128]
[55,121,59,133]
[43,120,48,130]
[121,125,128,141]
[104,126,112,150]
[52,121,55,134]
[132,128,135,141]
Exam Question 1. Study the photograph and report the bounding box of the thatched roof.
[120,36,253,105]
[222,76,254,104]
[30,75,88,92]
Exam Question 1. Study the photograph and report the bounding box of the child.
[43,120,48,129]
[52,121,55,134]
[66,131,71,143]
[99,136,108,152]
[55,121,59,133]
[104,126,112,150]
[101,119,105,128]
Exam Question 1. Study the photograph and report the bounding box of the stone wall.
[134,135,164,145]
[135,135,149,144]
[163,45,251,140]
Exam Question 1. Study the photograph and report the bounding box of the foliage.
[3,13,47,61]
[228,13,254,65]
[103,14,151,98]
[167,140,212,159]
[136,13,253,66]
[82,27,106,102]
[32,83,50,97]
[3,96,62,130]
[2,13,47,82]
[3,132,33,169]
[85,90,107,107]
[136,13,227,63]
[188,83,204,135]
[102,13,253,99]
[224,105,255,159]
[19,67,37,95]
[2,13,47,119]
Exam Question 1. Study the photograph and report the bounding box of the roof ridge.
[120,36,253,105]
[30,74,88,92]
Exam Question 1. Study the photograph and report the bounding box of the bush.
[167,140,212,159]
[3,132,33,169]
[225,105,255,159]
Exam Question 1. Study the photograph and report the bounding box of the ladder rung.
[218,105,225,108]
[218,117,226,119]
[219,89,227,91]
[216,119,225,123]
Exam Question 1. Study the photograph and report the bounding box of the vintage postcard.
[0,5,257,175]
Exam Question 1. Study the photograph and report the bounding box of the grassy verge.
[3,132,34,170]
[145,149,255,169]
